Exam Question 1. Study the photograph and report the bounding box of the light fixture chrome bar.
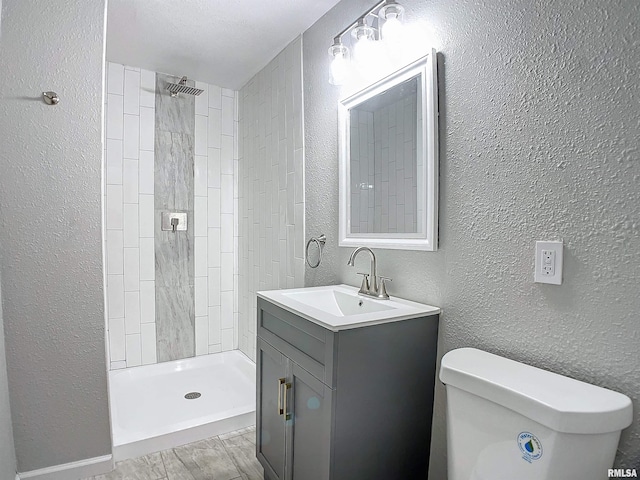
[332,0,388,42]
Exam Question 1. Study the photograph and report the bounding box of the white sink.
[257,284,439,331]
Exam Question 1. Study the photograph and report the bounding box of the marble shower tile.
[161,437,240,480]
[154,212,194,287]
[156,285,195,362]
[155,73,195,135]
[155,131,194,211]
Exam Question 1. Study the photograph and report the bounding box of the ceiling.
[106,0,342,90]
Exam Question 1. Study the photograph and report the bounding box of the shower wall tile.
[195,115,208,155]
[140,70,156,108]
[106,63,238,368]
[155,73,195,363]
[194,86,238,355]
[125,334,142,367]
[106,138,123,185]
[124,247,140,292]
[140,280,156,324]
[140,107,155,152]
[194,155,208,197]
[107,274,125,319]
[194,237,208,277]
[124,291,141,334]
[124,70,141,115]
[123,204,139,247]
[209,85,222,110]
[195,82,208,116]
[139,151,155,194]
[141,322,157,365]
[106,185,123,230]
[156,285,195,362]
[139,194,155,237]
[106,230,124,275]
[107,63,124,95]
[123,159,139,203]
[110,361,126,370]
[155,74,195,134]
[208,148,221,188]
[109,317,126,362]
[238,37,304,361]
[194,196,208,237]
[195,316,208,356]
[123,114,140,159]
[105,62,157,368]
[139,237,155,281]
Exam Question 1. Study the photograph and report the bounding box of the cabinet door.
[257,338,288,480]
[286,361,333,480]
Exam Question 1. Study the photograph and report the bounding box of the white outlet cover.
[534,241,563,285]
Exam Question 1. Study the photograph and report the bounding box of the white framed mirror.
[338,50,438,251]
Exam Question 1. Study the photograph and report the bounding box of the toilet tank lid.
[440,348,632,434]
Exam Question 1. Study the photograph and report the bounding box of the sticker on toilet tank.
[517,432,543,463]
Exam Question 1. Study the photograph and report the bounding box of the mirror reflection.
[349,75,423,234]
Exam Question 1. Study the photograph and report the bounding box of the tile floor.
[85,426,264,480]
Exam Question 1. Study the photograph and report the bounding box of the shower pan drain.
[184,392,202,400]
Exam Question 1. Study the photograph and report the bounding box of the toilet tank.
[440,348,632,480]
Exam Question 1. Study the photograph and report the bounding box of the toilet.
[440,348,633,480]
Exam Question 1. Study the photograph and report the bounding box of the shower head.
[166,76,203,97]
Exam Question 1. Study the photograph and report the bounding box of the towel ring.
[305,234,326,269]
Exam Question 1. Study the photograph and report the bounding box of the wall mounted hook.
[42,91,59,105]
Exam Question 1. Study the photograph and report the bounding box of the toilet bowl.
[440,348,632,480]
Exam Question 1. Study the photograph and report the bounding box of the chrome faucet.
[347,247,391,299]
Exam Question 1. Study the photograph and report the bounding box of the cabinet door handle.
[283,382,291,421]
[278,378,285,415]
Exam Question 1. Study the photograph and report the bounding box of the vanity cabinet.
[256,296,439,480]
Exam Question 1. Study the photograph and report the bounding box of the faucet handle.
[356,272,370,295]
[377,276,392,299]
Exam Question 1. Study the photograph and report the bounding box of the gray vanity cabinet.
[256,296,439,480]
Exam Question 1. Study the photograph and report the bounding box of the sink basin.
[257,284,439,331]
[282,289,395,316]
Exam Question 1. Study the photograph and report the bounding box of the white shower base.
[109,350,256,461]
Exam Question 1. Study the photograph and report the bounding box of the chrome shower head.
[166,76,203,97]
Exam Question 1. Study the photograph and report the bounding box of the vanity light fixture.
[379,0,405,41]
[328,0,406,85]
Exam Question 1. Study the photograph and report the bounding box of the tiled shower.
[104,37,304,369]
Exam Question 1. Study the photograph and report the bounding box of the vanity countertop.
[257,284,440,332]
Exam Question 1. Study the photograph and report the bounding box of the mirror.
[338,51,438,251]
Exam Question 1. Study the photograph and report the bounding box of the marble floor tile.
[221,433,263,480]
[162,437,241,480]
[90,452,166,480]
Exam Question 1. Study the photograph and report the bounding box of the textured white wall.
[0,3,17,477]
[0,278,16,480]
[238,37,305,361]
[303,0,640,475]
[0,0,111,473]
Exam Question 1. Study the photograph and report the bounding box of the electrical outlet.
[535,241,563,285]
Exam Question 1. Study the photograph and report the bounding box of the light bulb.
[330,52,348,85]
[328,42,349,85]
[382,15,403,41]
[379,2,405,42]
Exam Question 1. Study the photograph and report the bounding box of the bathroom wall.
[0,0,111,473]
[238,37,305,361]
[105,62,239,368]
[0,275,16,480]
[303,0,640,474]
